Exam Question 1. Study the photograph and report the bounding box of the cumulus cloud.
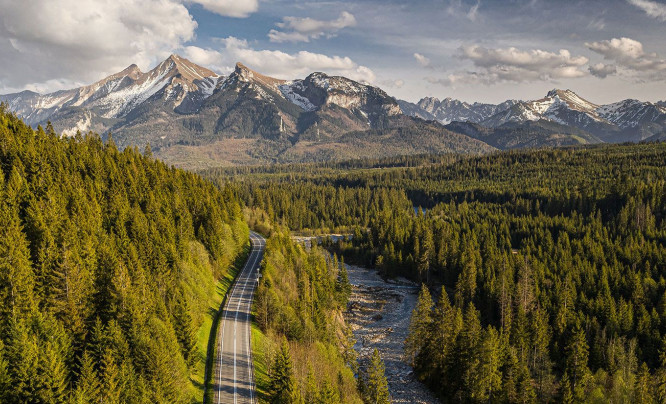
[268,11,356,43]
[188,0,258,18]
[586,37,666,79]
[0,0,261,93]
[184,37,375,83]
[589,63,617,78]
[627,0,666,21]
[429,44,589,86]
[413,53,431,67]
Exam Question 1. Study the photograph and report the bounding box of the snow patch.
[279,82,316,111]
[62,111,92,137]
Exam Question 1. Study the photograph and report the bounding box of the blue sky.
[1,0,665,103]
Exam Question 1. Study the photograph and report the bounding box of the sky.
[1,0,665,104]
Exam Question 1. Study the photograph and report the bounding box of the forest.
[0,106,249,403]
[209,143,666,403]
[246,214,390,403]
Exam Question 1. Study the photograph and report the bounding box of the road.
[212,231,265,404]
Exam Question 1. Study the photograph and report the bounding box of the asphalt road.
[213,231,265,404]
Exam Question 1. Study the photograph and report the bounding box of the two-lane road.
[212,231,265,404]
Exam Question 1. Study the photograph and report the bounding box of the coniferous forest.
[0,107,249,402]
[2,99,666,404]
[209,143,666,403]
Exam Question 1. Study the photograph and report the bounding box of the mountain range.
[2,54,665,168]
[404,89,666,143]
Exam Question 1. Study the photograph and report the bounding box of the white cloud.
[188,0,258,18]
[627,0,666,21]
[268,11,356,43]
[586,37,666,79]
[589,63,617,78]
[587,17,606,31]
[185,37,376,83]
[467,1,481,22]
[430,44,589,86]
[413,53,431,67]
[379,79,404,89]
[0,0,198,93]
[447,0,482,22]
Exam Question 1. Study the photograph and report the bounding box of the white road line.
[232,236,261,403]
[215,232,264,404]
[219,236,259,404]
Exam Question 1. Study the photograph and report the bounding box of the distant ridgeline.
[0,106,248,402]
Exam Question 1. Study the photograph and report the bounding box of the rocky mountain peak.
[230,62,285,88]
[154,54,217,83]
[116,64,143,80]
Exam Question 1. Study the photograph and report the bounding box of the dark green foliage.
[0,107,248,402]
[255,231,363,403]
[213,142,666,402]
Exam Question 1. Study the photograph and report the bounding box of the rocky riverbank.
[345,265,440,404]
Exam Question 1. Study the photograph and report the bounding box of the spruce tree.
[405,284,433,366]
[363,349,390,404]
[270,338,296,404]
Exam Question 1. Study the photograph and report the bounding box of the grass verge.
[251,319,270,404]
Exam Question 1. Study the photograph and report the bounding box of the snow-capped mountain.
[2,56,664,168]
[1,55,220,132]
[0,55,492,167]
[411,97,519,124]
[481,89,666,142]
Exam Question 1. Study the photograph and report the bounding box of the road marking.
[217,233,263,404]
[217,234,263,404]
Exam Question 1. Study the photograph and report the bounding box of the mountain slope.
[446,120,602,150]
[481,89,666,142]
[412,97,518,124]
[1,55,493,168]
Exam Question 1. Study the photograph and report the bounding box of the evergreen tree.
[635,362,654,404]
[405,284,433,366]
[471,326,503,402]
[362,349,390,404]
[74,351,101,404]
[565,327,591,401]
[270,338,296,404]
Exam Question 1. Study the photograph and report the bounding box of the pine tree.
[565,327,591,402]
[101,350,121,404]
[635,362,654,404]
[0,340,10,403]
[319,379,339,403]
[471,326,502,402]
[74,351,101,404]
[405,284,433,366]
[37,340,69,404]
[362,349,390,404]
[172,293,198,368]
[0,200,36,321]
[270,338,296,404]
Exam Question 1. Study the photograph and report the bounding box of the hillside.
[0,107,248,403]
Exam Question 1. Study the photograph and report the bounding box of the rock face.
[412,97,518,124]
[0,54,493,167]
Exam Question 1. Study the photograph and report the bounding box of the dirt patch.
[345,265,440,404]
